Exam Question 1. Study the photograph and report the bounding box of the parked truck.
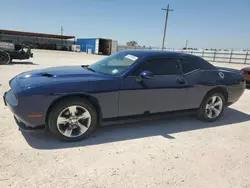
[0,42,33,65]
[71,44,81,52]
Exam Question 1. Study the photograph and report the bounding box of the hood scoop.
[19,72,55,79]
[81,65,89,68]
[41,72,54,77]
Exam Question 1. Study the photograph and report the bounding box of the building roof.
[0,29,75,39]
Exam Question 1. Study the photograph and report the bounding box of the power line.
[161,4,173,50]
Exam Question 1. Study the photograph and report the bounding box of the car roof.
[120,49,216,70]
[122,49,195,58]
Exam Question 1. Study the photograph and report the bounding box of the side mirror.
[140,71,154,79]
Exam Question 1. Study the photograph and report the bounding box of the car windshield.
[88,51,139,76]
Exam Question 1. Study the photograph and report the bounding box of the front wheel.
[48,98,98,141]
[197,93,225,122]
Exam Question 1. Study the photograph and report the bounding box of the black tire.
[197,92,225,122]
[0,51,11,65]
[48,97,98,141]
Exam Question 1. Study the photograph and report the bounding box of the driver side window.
[133,58,182,76]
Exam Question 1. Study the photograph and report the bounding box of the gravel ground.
[0,50,250,188]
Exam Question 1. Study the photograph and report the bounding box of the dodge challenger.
[3,50,246,141]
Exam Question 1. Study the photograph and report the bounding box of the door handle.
[177,77,186,84]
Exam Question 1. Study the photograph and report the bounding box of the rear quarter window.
[180,59,200,74]
[180,57,215,74]
[196,57,215,70]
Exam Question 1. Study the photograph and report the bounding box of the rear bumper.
[227,81,246,104]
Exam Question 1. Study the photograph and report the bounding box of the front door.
[119,58,189,117]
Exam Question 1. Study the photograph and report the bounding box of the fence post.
[229,50,233,63]
[213,51,216,62]
[202,49,204,57]
[229,51,233,63]
[244,51,249,64]
[190,50,193,54]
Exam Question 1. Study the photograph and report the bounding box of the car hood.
[14,66,110,89]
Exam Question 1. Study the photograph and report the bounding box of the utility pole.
[61,26,63,36]
[161,4,173,50]
[61,26,63,49]
[185,40,188,49]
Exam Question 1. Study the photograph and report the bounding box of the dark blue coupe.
[3,50,246,141]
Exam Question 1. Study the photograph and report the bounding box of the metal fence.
[118,45,250,65]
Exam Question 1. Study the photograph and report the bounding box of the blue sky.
[1,0,250,49]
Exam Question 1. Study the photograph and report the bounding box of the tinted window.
[135,58,181,75]
[196,57,215,69]
[180,59,201,74]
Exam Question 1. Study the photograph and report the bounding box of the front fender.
[45,92,103,127]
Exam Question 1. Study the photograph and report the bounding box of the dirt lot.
[0,50,250,188]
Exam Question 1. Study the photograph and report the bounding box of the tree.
[126,40,138,47]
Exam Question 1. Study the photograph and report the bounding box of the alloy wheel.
[56,105,91,138]
[205,95,223,119]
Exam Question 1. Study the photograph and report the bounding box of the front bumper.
[3,90,46,130]
[14,116,45,132]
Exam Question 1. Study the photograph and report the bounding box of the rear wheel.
[48,98,98,141]
[0,51,11,65]
[197,92,225,122]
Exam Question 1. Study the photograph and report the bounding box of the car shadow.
[21,108,250,150]
[8,61,38,65]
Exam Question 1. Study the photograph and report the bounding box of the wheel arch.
[45,93,102,130]
[204,86,228,103]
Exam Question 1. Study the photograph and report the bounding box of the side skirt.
[102,109,197,126]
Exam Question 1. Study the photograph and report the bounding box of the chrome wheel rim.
[57,105,91,138]
[205,96,223,119]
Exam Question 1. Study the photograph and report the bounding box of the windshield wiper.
[86,67,96,72]
[81,65,96,72]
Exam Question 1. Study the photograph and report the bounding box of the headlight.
[9,77,14,86]
[6,90,18,106]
